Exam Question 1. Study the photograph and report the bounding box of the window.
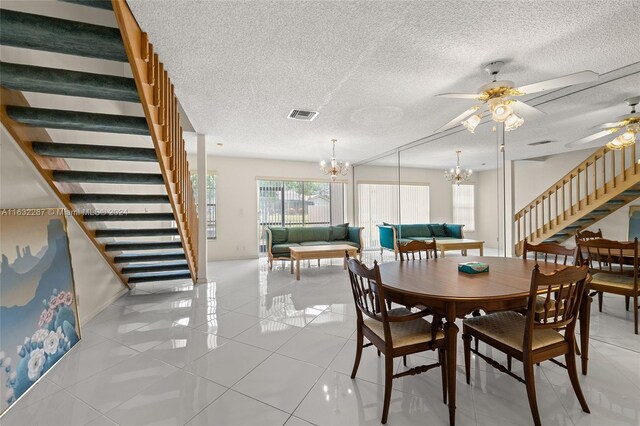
[257,179,346,254]
[357,183,430,250]
[452,184,475,231]
[190,171,216,239]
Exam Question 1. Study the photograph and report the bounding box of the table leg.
[290,256,294,274]
[444,307,459,426]
[479,245,484,256]
[343,255,347,270]
[296,258,301,280]
[441,249,446,258]
[579,293,592,375]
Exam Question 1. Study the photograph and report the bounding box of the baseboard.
[79,287,128,325]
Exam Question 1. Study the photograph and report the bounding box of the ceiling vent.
[527,140,554,146]
[288,109,318,121]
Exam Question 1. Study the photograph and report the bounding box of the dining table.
[377,256,592,426]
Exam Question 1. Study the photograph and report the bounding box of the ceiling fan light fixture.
[505,113,524,132]
[606,129,636,150]
[462,114,481,133]
[488,98,512,122]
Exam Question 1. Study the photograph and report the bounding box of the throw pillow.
[331,223,349,240]
[429,224,447,237]
[269,227,288,244]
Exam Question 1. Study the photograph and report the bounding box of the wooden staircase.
[0,0,198,288]
[515,143,640,255]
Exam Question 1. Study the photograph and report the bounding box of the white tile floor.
[3,252,640,426]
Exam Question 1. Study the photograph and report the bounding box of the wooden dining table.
[377,256,592,426]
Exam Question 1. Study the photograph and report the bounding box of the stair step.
[114,252,186,263]
[564,225,581,229]
[576,217,594,222]
[590,209,609,215]
[0,10,126,61]
[128,272,192,284]
[59,0,113,10]
[553,233,569,237]
[622,190,640,196]
[606,200,625,204]
[6,106,149,135]
[32,142,157,162]
[53,170,163,185]
[105,241,183,251]
[70,193,169,204]
[84,213,175,222]
[122,262,189,274]
[95,228,179,238]
[1,62,139,102]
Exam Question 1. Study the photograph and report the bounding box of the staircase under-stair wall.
[0,0,198,288]
[514,143,640,255]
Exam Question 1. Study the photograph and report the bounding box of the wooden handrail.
[112,0,198,282]
[515,143,640,254]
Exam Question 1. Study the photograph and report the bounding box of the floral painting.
[0,210,80,415]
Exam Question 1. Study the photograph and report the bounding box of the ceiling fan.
[434,61,598,133]
[566,96,640,150]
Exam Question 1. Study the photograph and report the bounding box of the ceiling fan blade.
[591,121,627,130]
[509,100,545,118]
[515,70,598,95]
[434,105,483,133]
[435,93,484,100]
[565,129,618,148]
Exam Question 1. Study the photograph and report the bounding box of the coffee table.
[289,244,359,280]
[436,238,484,257]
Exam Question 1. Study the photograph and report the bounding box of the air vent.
[288,109,318,121]
[528,140,554,146]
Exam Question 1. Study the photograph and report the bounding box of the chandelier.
[445,150,472,185]
[320,139,349,181]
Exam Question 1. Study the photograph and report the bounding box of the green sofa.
[378,223,465,259]
[265,224,364,269]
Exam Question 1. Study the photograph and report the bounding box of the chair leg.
[386,300,392,310]
[462,333,471,385]
[625,296,630,311]
[523,360,542,426]
[403,355,407,367]
[507,355,512,371]
[634,296,638,335]
[377,349,381,357]
[381,354,394,424]
[566,343,590,414]
[474,336,478,352]
[351,328,363,379]
[597,291,603,312]
[439,348,448,404]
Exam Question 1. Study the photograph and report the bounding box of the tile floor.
[2,252,639,426]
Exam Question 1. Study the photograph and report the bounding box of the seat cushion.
[463,311,565,352]
[268,227,288,244]
[299,241,331,246]
[590,272,635,291]
[328,241,360,249]
[397,238,413,245]
[409,237,434,242]
[271,242,301,255]
[364,308,444,348]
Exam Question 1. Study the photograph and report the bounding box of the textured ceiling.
[128,0,640,169]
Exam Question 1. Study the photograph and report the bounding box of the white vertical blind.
[452,184,475,231]
[357,183,430,250]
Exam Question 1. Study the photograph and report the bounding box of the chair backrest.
[522,239,576,265]
[577,237,638,280]
[525,265,589,346]
[575,228,603,241]
[398,238,438,261]
[346,256,389,324]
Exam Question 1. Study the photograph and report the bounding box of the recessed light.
[216,143,223,148]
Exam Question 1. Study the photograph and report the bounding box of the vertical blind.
[257,179,346,254]
[190,172,217,239]
[357,183,430,250]
[452,184,475,231]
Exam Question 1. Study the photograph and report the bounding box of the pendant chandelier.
[445,150,472,185]
[320,139,349,181]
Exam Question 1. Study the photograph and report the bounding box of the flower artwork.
[0,210,80,414]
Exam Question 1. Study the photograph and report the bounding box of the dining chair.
[462,264,591,426]
[398,238,438,261]
[577,237,639,334]
[346,256,447,424]
[575,228,603,241]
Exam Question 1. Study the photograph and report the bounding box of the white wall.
[0,130,126,325]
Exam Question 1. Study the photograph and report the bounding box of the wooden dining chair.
[346,256,447,424]
[575,228,603,241]
[398,238,438,261]
[462,265,591,426]
[577,237,639,334]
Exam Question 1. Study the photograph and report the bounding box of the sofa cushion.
[429,224,447,237]
[330,223,349,240]
[272,243,301,254]
[396,224,430,238]
[328,241,360,249]
[409,237,435,242]
[288,226,331,243]
[445,224,464,238]
[268,227,288,244]
[299,241,331,246]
